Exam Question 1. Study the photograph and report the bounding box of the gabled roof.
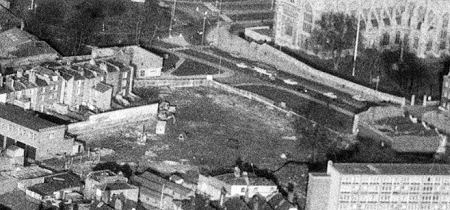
[93,83,112,93]
[132,172,192,196]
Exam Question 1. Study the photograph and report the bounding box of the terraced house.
[275,0,450,58]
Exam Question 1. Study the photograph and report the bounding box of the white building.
[215,172,278,198]
[275,0,450,58]
[306,161,450,210]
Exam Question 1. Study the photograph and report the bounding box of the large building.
[306,161,450,210]
[0,104,74,160]
[275,0,450,58]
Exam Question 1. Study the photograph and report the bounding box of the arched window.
[395,31,401,44]
[371,11,379,28]
[381,33,390,46]
[303,2,313,33]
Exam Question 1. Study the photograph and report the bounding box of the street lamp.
[169,0,178,37]
[201,11,208,46]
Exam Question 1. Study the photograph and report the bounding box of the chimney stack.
[28,70,36,84]
[234,166,241,178]
[17,69,23,78]
[0,73,3,88]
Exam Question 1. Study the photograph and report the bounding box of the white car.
[323,92,338,99]
[283,79,298,85]
[236,62,249,68]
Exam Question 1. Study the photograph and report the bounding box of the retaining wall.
[215,27,406,106]
[68,103,158,135]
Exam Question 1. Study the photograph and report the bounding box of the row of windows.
[339,192,450,202]
[338,202,449,210]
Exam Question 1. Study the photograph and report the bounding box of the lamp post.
[201,11,208,46]
[352,7,361,77]
[169,0,177,37]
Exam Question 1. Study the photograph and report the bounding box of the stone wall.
[358,106,405,124]
[68,104,158,135]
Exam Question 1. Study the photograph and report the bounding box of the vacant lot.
[77,87,321,171]
[173,59,221,76]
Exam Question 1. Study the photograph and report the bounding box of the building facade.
[275,0,450,58]
[306,161,450,210]
[0,104,74,160]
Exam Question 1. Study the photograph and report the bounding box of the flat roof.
[0,103,61,131]
[215,173,275,186]
[333,163,450,175]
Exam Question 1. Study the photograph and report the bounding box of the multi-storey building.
[0,104,74,160]
[275,0,450,58]
[306,161,450,210]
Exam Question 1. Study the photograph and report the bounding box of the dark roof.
[93,83,112,93]
[215,173,275,186]
[35,77,48,86]
[103,182,137,191]
[28,172,82,196]
[0,103,62,131]
[0,28,58,58]
[332,163,450,175]
[132,172,191,195]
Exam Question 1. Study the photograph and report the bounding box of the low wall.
[215,27,406,106]
[134,78,210,88]
[358,106,405,124]
[68,103,158,135]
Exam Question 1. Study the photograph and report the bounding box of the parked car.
[282,78,298,85]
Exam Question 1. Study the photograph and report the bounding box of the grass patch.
[172,59,220,76]
[237,85,355,133]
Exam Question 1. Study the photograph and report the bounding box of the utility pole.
[169,0,177,37]
[202,12,208,46]
[352,6,361,77]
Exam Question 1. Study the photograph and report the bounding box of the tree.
[311,12,363,70]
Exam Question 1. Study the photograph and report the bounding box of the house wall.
[109,188,139,202]
[0,117,72,160]
[93,88,112,111]
[305,174,330,210]
[229,185,278,198]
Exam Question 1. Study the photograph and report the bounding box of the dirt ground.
[78,86,308,171]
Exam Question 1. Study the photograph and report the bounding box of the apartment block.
[306,161,450,210]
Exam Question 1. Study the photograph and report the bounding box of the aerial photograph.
[1,0,450,209]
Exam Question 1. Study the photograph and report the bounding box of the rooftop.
[88,170,118,182]
[28,172,82,196]
[0,28,58,59]
[0,103,63,131]
[101,182,137,191]
[215,173,275,186]
[332,162,450,175]
[93,83,112,93]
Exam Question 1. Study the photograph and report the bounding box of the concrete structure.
[84,170,128,200]
[0,103,74,160]
[0,165,52,195]
[0,28,59,68]
[245,26,273,43]
[131,171,193,210]
[215,172,278,198]
[275,0,450,58]
[306,161,450,210]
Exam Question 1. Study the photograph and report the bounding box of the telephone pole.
[169,0,177,37]
[352,7,361,77]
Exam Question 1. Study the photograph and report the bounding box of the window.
[381,33,390,46]
[140,70,145,77]
[426,40,433,51]
[413,37,419,49]
[285,23,293,36]
[122,72,128,78]
[395,32,401,44]
[241,187,246,193]
[303,23,312,33]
